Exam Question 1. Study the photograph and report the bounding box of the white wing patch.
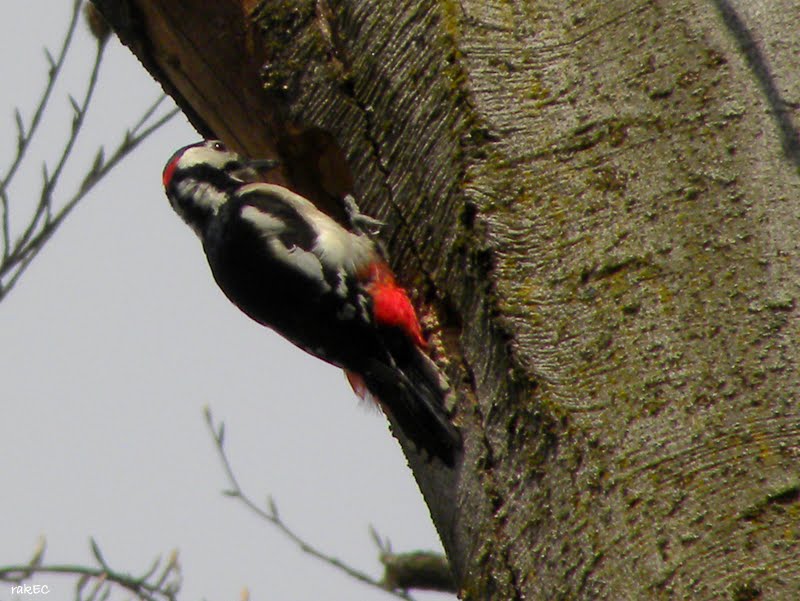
[238,183,375,273]
[312,214,374,273]
[240,204,330,292]
[240,205,285,237]
[333,268,349,297]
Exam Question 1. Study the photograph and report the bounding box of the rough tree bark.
[93,0,800,598]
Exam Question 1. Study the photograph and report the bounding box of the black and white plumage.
[162,140,461,466]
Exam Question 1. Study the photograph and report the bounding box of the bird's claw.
[343,194,384,236]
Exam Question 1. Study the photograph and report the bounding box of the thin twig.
[77,105,181,197]
[0,97,179,300]
[0,2,181,302]
[0,0,82,260]
[203,407,417,601]
[0,105,179,282]
[16,38,105,253]
[2,186,12,261]
[0,539,180,601]
[130,95,168,136]
[0,0,82,195]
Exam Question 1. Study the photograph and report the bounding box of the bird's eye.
[211,141,226,152]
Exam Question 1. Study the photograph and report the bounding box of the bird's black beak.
[230,157,281,184]
[247,158,281,171]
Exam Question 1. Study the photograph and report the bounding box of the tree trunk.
[94,0,800,598]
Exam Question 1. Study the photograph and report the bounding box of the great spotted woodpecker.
[163,140,461,466]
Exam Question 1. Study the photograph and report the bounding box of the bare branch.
[0,538,181,601]
[0,2,180,303]
[16,35,106,254]
[0,0,82,196]
[204,406,419,601]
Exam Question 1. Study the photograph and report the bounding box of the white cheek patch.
[176,180,228,214]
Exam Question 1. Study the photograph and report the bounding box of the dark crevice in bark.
[710,0,800,165]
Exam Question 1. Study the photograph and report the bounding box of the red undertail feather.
[363,262,427,348]
[353,263,461,466]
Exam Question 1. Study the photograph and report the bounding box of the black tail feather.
[361,354,461,467]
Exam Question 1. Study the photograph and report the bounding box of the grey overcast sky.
[0,4,448,600]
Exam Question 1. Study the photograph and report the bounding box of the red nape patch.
[365,263,427,348]
[162,154,180,189]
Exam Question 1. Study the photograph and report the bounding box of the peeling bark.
[93,0,800,598]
